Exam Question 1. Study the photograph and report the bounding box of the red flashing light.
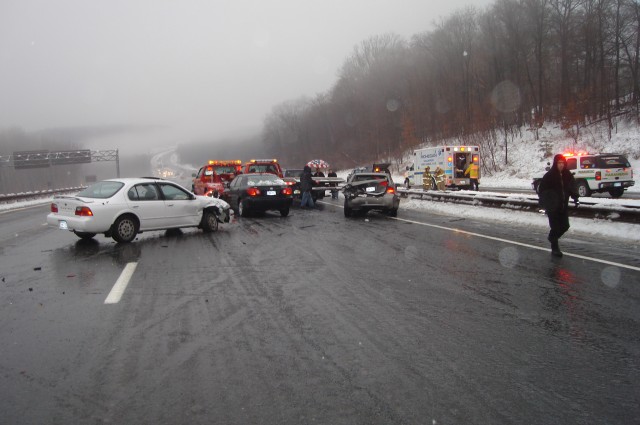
[246,187,261,196]
[51,203,58,213]
[447,156,453,162]
[75,206,93,217]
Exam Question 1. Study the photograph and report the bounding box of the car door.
[126,183,168,230]
[158,182,201,226]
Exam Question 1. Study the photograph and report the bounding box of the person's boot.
[550,240,563,257]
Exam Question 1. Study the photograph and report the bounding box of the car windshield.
[213,166,238,174]
[284,169,303,177]
[352,174,388,183]
[595,155,631,168]
[76,181,124,199]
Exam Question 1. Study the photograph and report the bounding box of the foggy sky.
[1,0,492,144]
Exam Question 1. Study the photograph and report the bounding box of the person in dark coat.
[300,165,315,208]
[538,154,580,257]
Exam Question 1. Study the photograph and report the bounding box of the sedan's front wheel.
[111,215,138,243]
[238,199,250,217]
[201,210,219,232]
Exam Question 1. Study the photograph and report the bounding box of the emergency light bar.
[250,159,278,163]
[208,160,242,165]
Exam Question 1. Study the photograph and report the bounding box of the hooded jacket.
[538,154,579,213]
[300,165,314,192]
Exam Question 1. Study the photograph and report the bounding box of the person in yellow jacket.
[464,162,480,191]
[434,167,445,191]
[422,166,434,190]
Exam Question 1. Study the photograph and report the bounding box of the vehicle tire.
[73,231,96,240]
[111,215,138,243]
[404,178,411,189]
[238,198,250,217]
[280,207,290,217]
[430,177,437,191]
[387,208,398,217]
[608,188,624,198]
[576,180,591,197]
[201,209,219,232]
[344,200,352,217]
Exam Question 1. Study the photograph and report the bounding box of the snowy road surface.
[1,202,639,424]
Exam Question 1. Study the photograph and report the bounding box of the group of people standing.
[299,166,339,209]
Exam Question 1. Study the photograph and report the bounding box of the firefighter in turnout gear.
[434,167,445,191]
[422,167,434,190]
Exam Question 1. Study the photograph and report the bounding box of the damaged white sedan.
[47,177,231,243]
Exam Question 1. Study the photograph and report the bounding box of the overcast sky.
[1,0,492,143]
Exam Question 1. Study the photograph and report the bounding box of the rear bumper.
[346,194,399,210]
[46,213,106,233]
[245,197,293,211]
[598,180,635,190]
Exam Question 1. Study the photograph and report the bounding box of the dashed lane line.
[318,200,640,273]
[104,262,138,304]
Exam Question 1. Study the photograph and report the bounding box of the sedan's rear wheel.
[387,208,398,217]
[201,210,219,232]
[280,207,290,217]
[238,199,250,217]
[73,231,96,240]
[112,215,138,243]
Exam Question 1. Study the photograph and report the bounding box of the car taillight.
[386,186,395,194]
[75,206,93,216]
[595,171,601,181]
[51,203,58,213]
[282,187,293,196]
[246,187,261,196]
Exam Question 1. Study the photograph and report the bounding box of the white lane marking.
[104,262,138,304]
[318,200,640,272]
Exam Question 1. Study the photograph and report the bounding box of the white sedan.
[47,177,231,243]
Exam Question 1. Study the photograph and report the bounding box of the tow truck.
[531,152,634,197]
[192,160,243,198]
[243,159,284,177]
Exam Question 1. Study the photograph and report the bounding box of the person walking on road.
[538,154,580,257]
[300,165,315,208]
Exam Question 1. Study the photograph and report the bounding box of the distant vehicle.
[531,152,634,197]
[283,168,304,196]
[226,173,293,217]
[404,146,480,190]
[243,159,284,178]
[192,160,243,197]
[47,177,231,243]
[342,172,399,217]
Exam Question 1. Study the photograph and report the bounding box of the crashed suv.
[342,172,399,217]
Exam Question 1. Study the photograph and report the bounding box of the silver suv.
[342,172,400,217]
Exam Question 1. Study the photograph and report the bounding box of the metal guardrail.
[398,188,640,224]
[0,187,85,204]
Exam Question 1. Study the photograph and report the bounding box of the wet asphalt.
[0,200,639,424]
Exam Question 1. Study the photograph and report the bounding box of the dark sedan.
[226,173,293,217]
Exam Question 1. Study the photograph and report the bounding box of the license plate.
[267,190,276,196]
[614,182,621,187]
[366,187,376,192]
[59,220,68,230]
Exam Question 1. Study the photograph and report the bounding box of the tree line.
[262,0,640,172]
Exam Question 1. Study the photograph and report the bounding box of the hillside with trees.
[261,0,640,171]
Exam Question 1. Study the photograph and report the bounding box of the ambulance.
[404,146,480,190]
[532,152,634,198]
